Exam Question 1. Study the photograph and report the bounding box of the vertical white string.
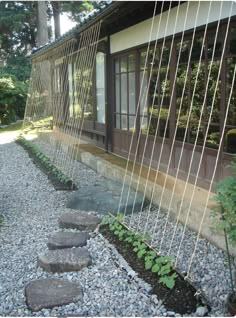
[187,63,236,277]
[141,0,192,238]
[71,21,102,182]
[117,1,158,217]
[126,1,173,227]
[173,0,228,268]
[185,1,235,275]
[131,1,182,232]
[125,0,173,227]
[69,22,101,180]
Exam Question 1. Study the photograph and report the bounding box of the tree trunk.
[37,1,49,47]
[52,1,61,39]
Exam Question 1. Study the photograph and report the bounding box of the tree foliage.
[0,0,106,124]
[0,2,37,59]
[0,53,31,82]
[60,1,94,23]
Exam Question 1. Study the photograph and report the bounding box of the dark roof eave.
[31,1,122,61]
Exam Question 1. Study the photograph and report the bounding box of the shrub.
[0,73,28,124]
[226,129,236,154]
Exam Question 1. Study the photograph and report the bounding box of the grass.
[0,116,52,135]
[0,121,23,133]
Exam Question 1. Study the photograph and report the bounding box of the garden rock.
[195,306,208,317]
[25,278,83,311]
[66,178,148,214]
[38,247,91,272]
[59,212,100,231]
[48,232,90,250]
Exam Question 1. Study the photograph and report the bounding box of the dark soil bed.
[100,225,204,315]
[16,139,77,191]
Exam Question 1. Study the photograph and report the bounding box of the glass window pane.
[140,51,146,70]
[140,71,148,116]
[121,115,128,130]
[159,66,170,110]
[84,85,94,120]
[68,63,74,117]
[129,116,135,132]
[159,119,170,138]
[115,75,120,113]
[115,59,120,74]
[129,72,136,115]
[176,122,188,142]
[189,123,204,145]
[128,54,135,72]
[207,125,220,149]
[96,52,105,123]
[121,73,127,113]
[162,46,170,66]
[176,64,188,118]
[190,62,205,123]
[191,36,204,61]
[226,57,236,126]
[115,114,120,129]
[140,49,154,70]
[208,33,221,59]
[121,56,127,72]
[225,127,236,153]
[177,40,189,64]
[141,117,148,135]
[229,28,236,55]
[206,60,220,124]
[96,53,105,88]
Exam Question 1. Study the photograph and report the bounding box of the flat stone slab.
[25,278,83,311]
[48,232,90,250]
[66,178,148,214]
[59,212,100,231]
[38,247,91,273]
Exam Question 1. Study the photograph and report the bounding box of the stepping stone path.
[67,178,148,214]
[25,278,83,311]
[59,211,100,231]
[48,231,90,250]
[38,247,92,273]
[25,211,100,311]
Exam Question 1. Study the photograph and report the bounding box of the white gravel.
[0,134,166,317]
[0,133,231,316]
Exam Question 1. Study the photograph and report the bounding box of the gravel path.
[0,134,166,317]
[0,133,231,316]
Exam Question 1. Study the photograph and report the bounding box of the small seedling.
[16,136,74,188]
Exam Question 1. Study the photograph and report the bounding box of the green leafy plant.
[211,156,236,308]
[101,213,177,289]
[16,136,74,188]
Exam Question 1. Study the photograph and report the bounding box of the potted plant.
[212,157,236,315]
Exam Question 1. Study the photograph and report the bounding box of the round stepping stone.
[25,278,83,311]
[38,247,91,273]
[59,212,100,231]
[48,232,90,250]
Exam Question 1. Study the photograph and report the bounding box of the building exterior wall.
[110,14,236,190]
[111,1,236,54]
